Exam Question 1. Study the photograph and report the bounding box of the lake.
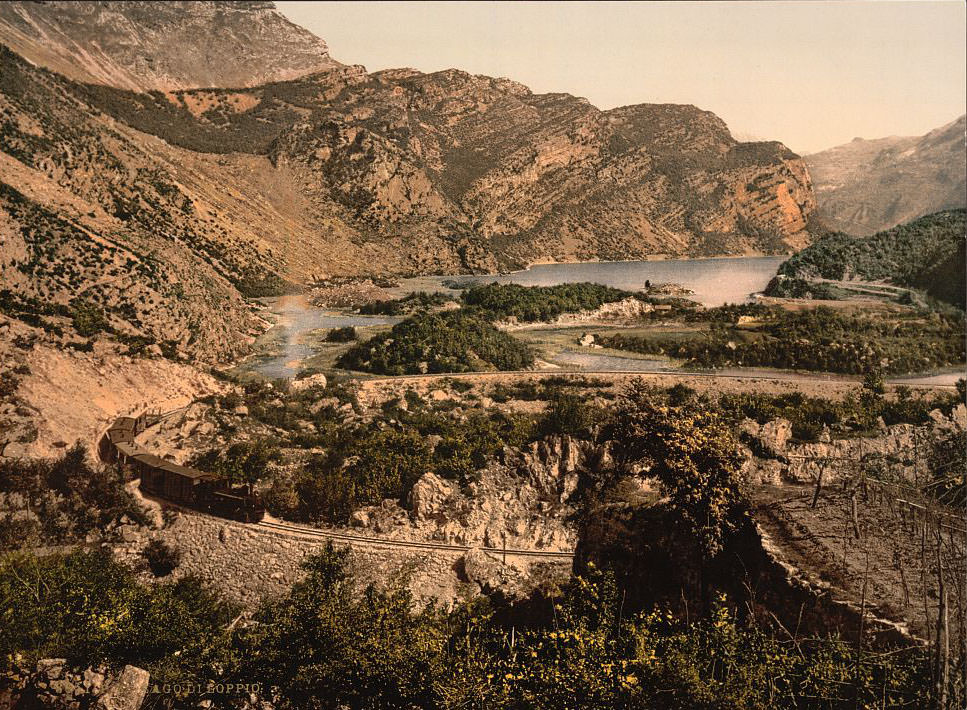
[249,257,787,378]
[399,255,786,307]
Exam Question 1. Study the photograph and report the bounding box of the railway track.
[104,409,575,561]
[256,519,575,560]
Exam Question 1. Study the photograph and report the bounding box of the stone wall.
[112,510,566,607]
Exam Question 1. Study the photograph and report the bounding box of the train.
[99,413,265,522]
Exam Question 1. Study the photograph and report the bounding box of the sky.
[276,0,966,155]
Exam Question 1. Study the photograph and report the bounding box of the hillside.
[60,62,817,272]
[0,3,818,283]
[0,1,342,91]
[806,115,966,235]
[769,209,966,308]
[0,45,273,362]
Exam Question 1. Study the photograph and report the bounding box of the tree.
[609,380,746,559]
[191,439,280,487]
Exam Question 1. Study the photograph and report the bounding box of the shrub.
[142,539,181,577]
[539,391,599,438]
[609,381,746,558]
[70,300,109,337]
[325,325,357,342]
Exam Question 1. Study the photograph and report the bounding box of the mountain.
[769,210,966,308]
[805,116,966,235]
[0,1,341,91]
[0,5,817,360]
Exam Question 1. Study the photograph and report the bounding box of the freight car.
[100,413,265,522]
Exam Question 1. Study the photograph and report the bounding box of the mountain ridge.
[0,1,342,91]
[805,115,966,235]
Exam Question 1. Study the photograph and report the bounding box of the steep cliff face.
[0,1,341,91]
[806,115,967,235]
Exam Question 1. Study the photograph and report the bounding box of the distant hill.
[770,210,966,308]
[0,1,342,91]
[805,116,966,235]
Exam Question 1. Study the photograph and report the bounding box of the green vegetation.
[479,281,633,319]
[2,543,933,709]
[324,325,358,342]
[263,401,536,523]
[596,306,965,375]
[761,276,851,301]
[609,382,745,558]
[0,444,148,551]
[0,549,236,687]
[717,384,963,443]
[358,291,457,315]
[189,439,282,486]
[233,269,295,298]
[338,310,535,374]
[768,209,966,308]
[461,282,638,322]
[538,390,602,439]
[69,299,109,337]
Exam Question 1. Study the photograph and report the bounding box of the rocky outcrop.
[806,115,966,235]
[0,1,342,92]
[407,472,460,522]
[4,659,148,710]
[740,405,966,486]
[460,547,526,597]
[349,435,610,553]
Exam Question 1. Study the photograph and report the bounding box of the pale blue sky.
[277,0,966,154]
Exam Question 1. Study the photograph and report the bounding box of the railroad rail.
[100,410,575,560]
[257,519,575,560]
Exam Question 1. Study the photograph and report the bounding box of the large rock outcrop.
[0,1,342,91]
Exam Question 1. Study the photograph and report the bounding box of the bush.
[0,549,235,683]
[142,539,181,577]
[325,325,357,342]
[609,381,746,558]
[0,444,148,550]
[70,300,109,337]
[539,391,600,438]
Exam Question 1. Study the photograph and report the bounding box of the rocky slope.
[65,64,816,273]
[0,45,275,362]
[0,1,341,91]
[806,115,966,235]
[2,10,817,283]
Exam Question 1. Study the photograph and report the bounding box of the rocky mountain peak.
[0,1,342,91]
[806,115,966,234]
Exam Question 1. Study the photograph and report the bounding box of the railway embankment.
[111,509,571,607]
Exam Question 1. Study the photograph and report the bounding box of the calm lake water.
[248,258,960,386]
[249,295,401,379]
[400,256,786,307]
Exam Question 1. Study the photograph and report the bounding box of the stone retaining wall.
[114,511,494,607]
